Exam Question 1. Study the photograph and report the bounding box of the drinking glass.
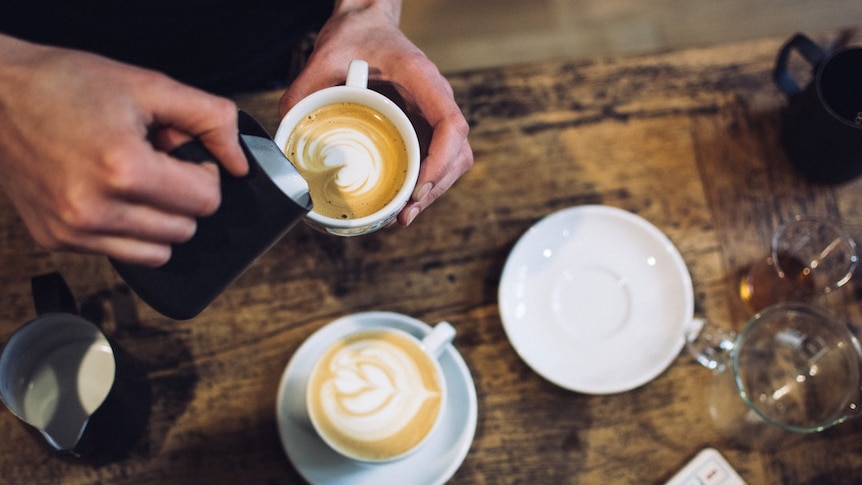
[739,216,857,312]
[687,303,862,448]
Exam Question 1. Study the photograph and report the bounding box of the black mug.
[111,111,312,320]
[774,33,862,184]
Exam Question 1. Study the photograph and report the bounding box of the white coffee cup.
[305,320,455,463]
[274,59,421,236]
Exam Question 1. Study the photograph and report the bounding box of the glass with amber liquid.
[740,216,857,313]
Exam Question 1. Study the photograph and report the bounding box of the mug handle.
[167,110,269,165]
[345,59,369,89]
[31,272,78,315]
[773,33,826,98]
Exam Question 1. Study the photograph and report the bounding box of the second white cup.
[305,319,455,463]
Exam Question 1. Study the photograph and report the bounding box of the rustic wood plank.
[1,31,861,484]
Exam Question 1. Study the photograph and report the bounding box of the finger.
[147,80,248,176]
[413,119,473,202]
[279,71,315,116]
[110,140,224,218]
[279,56,349,116]
[42,212,184,267]
[93,201,200,245]
[398,139,473,227]
[391,63,471,202]
[56,201,202,266]
[88,235,175,267]
[150,125,194,153]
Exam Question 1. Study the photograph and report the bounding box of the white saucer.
[498,205,693,394]
[276,312,478,484]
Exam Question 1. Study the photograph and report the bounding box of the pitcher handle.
[160,110,271,166]
[774,33,826,98]
[31,272,78,315]
[685,318,736,372]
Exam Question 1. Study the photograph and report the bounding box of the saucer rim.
[498,205,694,394]
[275,311,478,484]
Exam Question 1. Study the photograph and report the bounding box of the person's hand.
[0,35,248,266]
[279,0,473,226]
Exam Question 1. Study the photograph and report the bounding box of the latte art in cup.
[274,59,421,236]
[306,328,444,462]
[285,102,408,220]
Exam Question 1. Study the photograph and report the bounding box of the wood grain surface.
[1,31,862,484]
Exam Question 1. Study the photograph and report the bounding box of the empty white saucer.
[498,205,693,394]
[276,312,478,484]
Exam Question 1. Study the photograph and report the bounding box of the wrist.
[333,0,402,24]
[0,34,46,97]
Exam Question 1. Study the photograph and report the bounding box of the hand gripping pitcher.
[111,111,312,319]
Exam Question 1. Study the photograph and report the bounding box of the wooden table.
[2,30,862,484]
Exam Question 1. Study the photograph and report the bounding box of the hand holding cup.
[275,60,421,236]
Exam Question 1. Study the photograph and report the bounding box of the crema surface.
[285,103,408,220]
[307,329,443,461]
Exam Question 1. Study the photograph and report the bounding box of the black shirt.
[0,0,334,94]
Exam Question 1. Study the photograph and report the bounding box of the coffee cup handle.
[774,33,826,98]
[422,321,457,359]
[345,59,369,89]
[31,272,79,316]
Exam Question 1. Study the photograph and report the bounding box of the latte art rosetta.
[285,103,408,220]
[307,329,443,461]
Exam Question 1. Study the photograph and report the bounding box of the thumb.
[278,61,349,117]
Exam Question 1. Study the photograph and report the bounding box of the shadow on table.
[81,285,198,463]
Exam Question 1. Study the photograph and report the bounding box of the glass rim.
[732,302,862,433]
[770,215,859,292]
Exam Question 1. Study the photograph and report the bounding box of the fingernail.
[405,206,420,226]
[413,182,433,202]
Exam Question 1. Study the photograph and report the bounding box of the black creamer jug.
[0,273,151,463]
[111,111,312,320]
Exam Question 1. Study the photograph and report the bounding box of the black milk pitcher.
[111,111,312,320]
[774,33,862,184]
[0,273,150,463]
